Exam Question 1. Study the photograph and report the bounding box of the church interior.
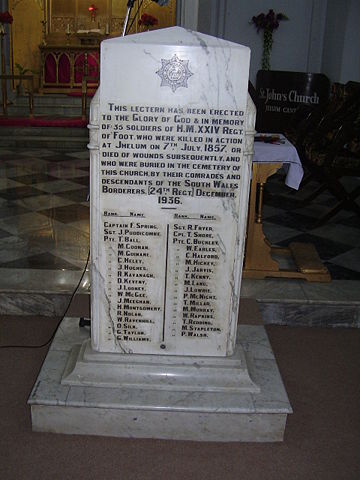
[0,1,359,478]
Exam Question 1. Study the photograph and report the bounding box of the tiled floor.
[262,172,360,280]
[0,148,90,301]
[0,146,359,321]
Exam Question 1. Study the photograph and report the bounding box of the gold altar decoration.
[8,0,176,92]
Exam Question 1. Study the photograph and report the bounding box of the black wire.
[0,250,90,349]
[126,0,144,35]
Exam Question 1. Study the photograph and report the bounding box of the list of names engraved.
[97,103,246,355]
[104,212,165,345]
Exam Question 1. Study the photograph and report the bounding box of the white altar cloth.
[253,134,304,190]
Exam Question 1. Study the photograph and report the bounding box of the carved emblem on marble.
[156,54,193,92]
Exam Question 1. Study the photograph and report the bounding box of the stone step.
[0,126,89,137]
[14,93,93,106]
[0,270,358,328]
[7,104,89,117]
[7,94,92,117]
[1,289,358,328]
[0,135,88,149]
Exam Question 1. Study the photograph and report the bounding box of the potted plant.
[15,63,30,95]
[14,63,39,95]
[251,9,289,70]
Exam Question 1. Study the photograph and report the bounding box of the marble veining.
[0,292,70,316]
[28,315,291,441]
[90,27,255,356]
[0,268,88,294]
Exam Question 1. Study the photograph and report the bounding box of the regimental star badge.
[156,54,193,93]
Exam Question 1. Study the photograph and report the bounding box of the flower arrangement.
[251,9,288,70]
[138,13,158,29]
[152,0,170,5]
[124,0,169,36]
[0,11,13,34]
[0,11,13,24]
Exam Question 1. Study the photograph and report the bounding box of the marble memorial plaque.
[89,27,256,356]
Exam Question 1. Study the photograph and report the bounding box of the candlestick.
[105,22,109,35]
[41,20,47,46]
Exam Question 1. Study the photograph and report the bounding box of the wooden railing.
[81,76,88,121]
[1,74,34,117]
[1,73,91,120]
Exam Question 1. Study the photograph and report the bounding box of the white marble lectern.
[29,27,292,441]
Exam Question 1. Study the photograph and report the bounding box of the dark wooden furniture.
[244,162,330,282]
[286,81,360,226]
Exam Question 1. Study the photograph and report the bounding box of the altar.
[39,44,100,94]
[8,0,176,94]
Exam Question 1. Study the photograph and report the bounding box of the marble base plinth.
[62,339,260,393]
[28,317,292,442]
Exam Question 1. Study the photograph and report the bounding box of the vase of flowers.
[0,10,13,33]
[251,9,288,70]
[138,13,158,32]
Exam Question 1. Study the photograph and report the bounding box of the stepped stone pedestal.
[29,303,292,442]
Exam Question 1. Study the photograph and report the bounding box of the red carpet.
[1,314,360,480]
[0,117,88,127]
[67,91,96,97]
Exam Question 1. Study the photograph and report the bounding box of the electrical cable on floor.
[0,250,91,349]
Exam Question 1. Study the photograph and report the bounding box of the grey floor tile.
[34,180,88,193]
[330,248,360,273]
[263,222,303,244]
[310,224,360,248]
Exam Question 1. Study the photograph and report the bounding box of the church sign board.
[255,70,330,133]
